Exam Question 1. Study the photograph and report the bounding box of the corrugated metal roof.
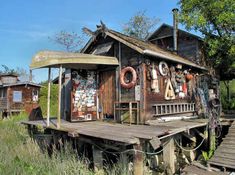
[30,51,119,69]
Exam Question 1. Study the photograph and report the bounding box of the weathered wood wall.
[6,85,40,114]
[99,70,116,118]
[149,26,205,66]
[83,34,200,123]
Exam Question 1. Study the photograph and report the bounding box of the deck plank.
[182,165,226,175]
[209,121,235,169]
[22,118,209,145]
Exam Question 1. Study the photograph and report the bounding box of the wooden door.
[99,70,116,119]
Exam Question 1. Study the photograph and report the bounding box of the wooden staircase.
[209,121,235,170]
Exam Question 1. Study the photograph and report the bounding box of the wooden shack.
[80,24,213,124]
[147,23,206,66]
[22,23,227,175]
[0,74,41,117]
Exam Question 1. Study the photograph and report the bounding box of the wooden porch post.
[47,67,51,127]
[133,141,144,175]
[163,137,175,174]
[57,65,62,129]
[92,145,103,171]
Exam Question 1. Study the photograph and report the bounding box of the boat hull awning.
[30,51,119,70]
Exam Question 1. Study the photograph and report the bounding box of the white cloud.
[0,28,52,40]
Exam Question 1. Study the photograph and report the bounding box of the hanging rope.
[90,137,172,156]
[174,123,209,152]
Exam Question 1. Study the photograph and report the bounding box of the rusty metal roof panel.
[30,51,119,69]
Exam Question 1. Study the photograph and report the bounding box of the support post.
[92,145,103,172]
[129,102,132,125]
[47,67,51,127]
[29,69,32,82]
[120,150,129,174]
[163,137,175,174]
[133,141,144,175]
[57,65,62,129]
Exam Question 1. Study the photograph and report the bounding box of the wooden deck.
[182,165,228,175]
[209,121,235,170]
[22,118,208,145]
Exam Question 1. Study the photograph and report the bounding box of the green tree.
[0,65,32,82]
[123,11,160,40]
[0,65,17,75]
[179,0,235,72]
[39,82,58,116]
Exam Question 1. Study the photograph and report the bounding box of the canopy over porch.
[30,50,119,70]
[30,50,119,128]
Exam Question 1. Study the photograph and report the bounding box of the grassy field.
[0,114,98,175]
[0,114,134,175]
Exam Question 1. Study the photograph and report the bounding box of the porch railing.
[0,97,8,110]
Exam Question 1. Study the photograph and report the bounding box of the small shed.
[29,24,220,126]
[0,74,41,117]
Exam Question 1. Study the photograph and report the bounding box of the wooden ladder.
[153,103,195,116]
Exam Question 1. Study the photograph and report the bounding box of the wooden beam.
[129,102,132,125]
[47,67,51,127]
[149,137,161,150]
[57,65,62,129]
[141,63,147,123]
[182,132,196,142]
[92,145,103,172]
[194,128,207,139]
[133,141,144,175]
[163,137,175,174]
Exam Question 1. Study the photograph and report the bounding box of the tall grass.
[0,114,137,175]
[0,114,95,175]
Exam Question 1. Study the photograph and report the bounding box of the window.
[13,91,22,102]
[0,89,6,98]
[32,90,38,102]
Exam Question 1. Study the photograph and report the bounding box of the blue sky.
[0,0,190,82]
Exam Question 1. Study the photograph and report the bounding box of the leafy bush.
[220,80,235,110]
[39,83,59,117]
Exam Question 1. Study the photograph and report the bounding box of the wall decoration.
[120,66,137,89]
[164,79,176,100]
[150,63,159,93]
[170,66,177,89]
[71,70,97,121]
[159,61,169,76]
[135,85,141,101]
